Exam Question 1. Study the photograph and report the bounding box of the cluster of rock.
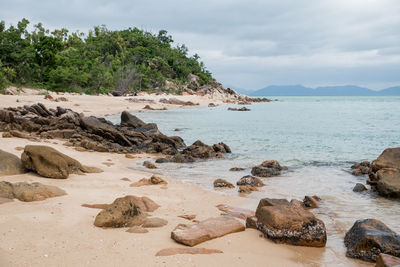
[227,107,250,111]
[246,197,327,247]
[351,161,371,176]
[155,140,231,164]
[0,103,231,161]
[0,181,66,202]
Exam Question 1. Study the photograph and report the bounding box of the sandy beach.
[0,92,372,267]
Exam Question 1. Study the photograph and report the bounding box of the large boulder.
[0,181,66,202]
[94,196,159,228]
[368,148,400,198]
[344,219,400,262]
[253,198,327,247]
[251,160,286,177]
[171,216,245,246]
[21,145,102,179]
[0,149,26,176]
[376,169,400,198]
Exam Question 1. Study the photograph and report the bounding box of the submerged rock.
[253,197,327,247]
[21,145,102,179]
[227,107,250,111]
[344,219,400,262]
[0,149,26,176]
[171,216,245,246]
[251,160,287,178]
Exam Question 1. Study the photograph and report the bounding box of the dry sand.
[0,91,370,266]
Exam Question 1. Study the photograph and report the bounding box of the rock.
[372,148,400,171]
[0,181,66,201]
[4,87,18,95]
[171,216,245,246]
[251,160,286,178]
[353,183,367,192]
[21,145,102,179]
[229,167,245,171]
[126,226,149,233]
[159,98,198,106]
[344,219,400,262]
[238,185,258,194]
[213,179,234,188]
[0,197,13,204]
[208,103,217,107]
[155,248,223,256]
[376,169,400,198]
[121,177,131,181]
[246,216,258,229]
[303,195,320,208]
[142,217,168,228]
[236,175,264,187]
[216,204,255,220]
[376,253,400,267]
[178,215,196,221]
[94,196,159,228]
[125,153,136,159]
[254,198,327,247]
[55,97,68,102]
[227,107,250,111]
[155,157,170,163]
[44,94,54,100]
[12,182,66,201]
[2,132,12,138]
[130,176,167,187]
[15,147,24,151]
[0,149,26,176]
[351,161,371,176]
[143,161,157,169]
[121,111,145,128]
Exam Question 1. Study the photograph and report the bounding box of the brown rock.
[216,204,255,220]
[376,253,400,267]
[121,177,131,182]
[155,248,223,256]
[0,149,26,176]
[125,153,136,159]
[142,217,168,228]
[213,179,234,188]
[21,145,102,179]
[255,198,327,247]
[2,132,12,138]
[171,216,245,246]
[238,185,258,194]
[0,181,15,198]
[94,196,159,228]
[246,216,258,229]
[150,175,167,185]
[130,178,151,187]
[0,181,66,202]
[236,175,264,187]
[376,168,400,198]
[14,146,24,151]
[303,195,320,208]
[372,148,400,171]
[229,167,245,171]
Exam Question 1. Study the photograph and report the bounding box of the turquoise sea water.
[108,96,400,266]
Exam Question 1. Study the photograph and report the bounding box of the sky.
[1,0,400,90]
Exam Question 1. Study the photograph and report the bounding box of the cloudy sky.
[2,0,400,90]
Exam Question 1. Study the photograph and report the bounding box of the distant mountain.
[248,85,400,96]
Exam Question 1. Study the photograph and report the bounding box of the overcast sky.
[2,0,400,90]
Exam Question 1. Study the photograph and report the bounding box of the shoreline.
[0,93,373,266]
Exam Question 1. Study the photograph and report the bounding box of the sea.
[108,96,400,266]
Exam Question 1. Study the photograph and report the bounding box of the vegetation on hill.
[0,19,214,94]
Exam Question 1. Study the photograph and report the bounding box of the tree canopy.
[0,19,213,94]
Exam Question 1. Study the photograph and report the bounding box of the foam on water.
[108,96,400,265]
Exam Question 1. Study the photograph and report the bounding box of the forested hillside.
[0,19,214,94]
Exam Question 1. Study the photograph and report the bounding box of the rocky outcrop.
[21,145,102,179]
[251,160,287,178]
[344,219,400,262]
[213,179,234,188]
[376,253,400,267]
[94,196,160,228]
[251,197,327,247]
[0,181,66,202]
[0,104,212,157]
[155,248,223,256]
[351,161,370,176]
[368,148,400,198]
[171,216,245,246]
[0,149,26,176]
